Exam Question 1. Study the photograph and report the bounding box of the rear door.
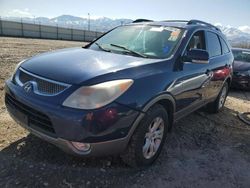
[204,31,232,100]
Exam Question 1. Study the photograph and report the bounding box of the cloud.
[6,9,33,18]
[238,26,250,34]
[214,23,222,27]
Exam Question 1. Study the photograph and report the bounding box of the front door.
[171,30,211,118]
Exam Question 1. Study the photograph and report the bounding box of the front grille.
[16,68,69,95]
[5,94,56,136]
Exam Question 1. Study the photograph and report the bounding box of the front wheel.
[121,104,169,167]
[207,82,229,113]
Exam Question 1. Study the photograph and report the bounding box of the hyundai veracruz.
[5,20,233,167]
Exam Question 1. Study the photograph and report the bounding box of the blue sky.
[0,0,249,27]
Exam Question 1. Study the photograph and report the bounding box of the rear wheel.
[207,82,229,113]
[121,104,169,167]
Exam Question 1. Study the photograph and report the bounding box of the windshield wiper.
[110,43,148,58]
[95,42,111,52]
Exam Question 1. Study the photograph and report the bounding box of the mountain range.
[3,15,132,32]
[3,15,250,47]
[215,24,250,47]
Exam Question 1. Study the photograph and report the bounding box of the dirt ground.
[0,37,250,188]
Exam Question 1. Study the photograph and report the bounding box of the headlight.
[11,59,26,80]
[63,79,134,109]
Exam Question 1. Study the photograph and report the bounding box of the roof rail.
[163,20,189,23]
[132,19,221,32]
[187,19,221,31]
[132,19,153,23]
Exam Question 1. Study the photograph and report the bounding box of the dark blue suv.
[5,20,233,167]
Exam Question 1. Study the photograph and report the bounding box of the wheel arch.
[225,76,232,86]
[222,75,232,93]
[127,93,176,141]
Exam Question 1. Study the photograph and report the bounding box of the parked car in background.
[5,19,233,167]
[231,48,250,90]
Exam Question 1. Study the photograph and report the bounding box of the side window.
[206,32,222,57]
[186,31,206,52]
[220,37,230,54]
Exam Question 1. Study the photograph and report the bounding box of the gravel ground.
[0,37,250,188]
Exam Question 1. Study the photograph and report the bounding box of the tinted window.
[220,37,230,54]
[207,32,222,57]
[187,31,206,51]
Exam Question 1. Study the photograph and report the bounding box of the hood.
[21,47,159,85]
[233,60,250,72]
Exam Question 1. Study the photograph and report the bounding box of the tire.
[207,82,229,113]
[121,104,169,167]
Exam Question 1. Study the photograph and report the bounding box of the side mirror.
[185,49,209,64]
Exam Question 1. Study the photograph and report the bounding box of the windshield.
[89,25,184,59]
[233,50,250,63]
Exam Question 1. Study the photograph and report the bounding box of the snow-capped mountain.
[1,15,131,32]
[238,26,250,34]
[215,24,250,46]
[2,15,250,47]
[3,15,133,32]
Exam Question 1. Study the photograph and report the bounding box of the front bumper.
[17,124,130,156]
[5,79,141,156]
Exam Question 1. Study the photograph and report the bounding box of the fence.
[0,19,103,42]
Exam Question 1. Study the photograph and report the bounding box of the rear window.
[207,32,222,57]
[220,37,230,54]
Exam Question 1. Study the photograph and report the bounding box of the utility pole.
[0,16,2,35]
[71,26,73,40]
[39,21,41,38]
[21,18,24,37]
[56,24,59,39]
[88,13,90,31]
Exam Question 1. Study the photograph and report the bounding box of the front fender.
[124,93,176,142]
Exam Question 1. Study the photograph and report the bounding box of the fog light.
[71,142,91,152]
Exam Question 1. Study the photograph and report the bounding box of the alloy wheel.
[142,117,165,159]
